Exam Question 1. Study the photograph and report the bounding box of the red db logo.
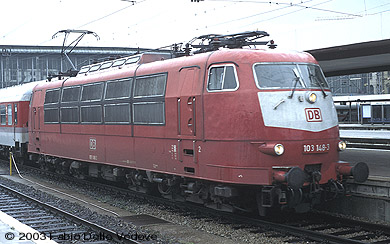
[305,108,322,122]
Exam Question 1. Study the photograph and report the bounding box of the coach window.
[104,103,130,124]
[44,89,60,104]
[62,86,81,103]
[81,82,104,102]
[7,105,12,125]
[14,104,17,125]
[81,105,102,123]
[207,65,238,92]
[105,78,132,100]
[0,105,5,125]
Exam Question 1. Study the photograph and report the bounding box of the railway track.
[4,162,390,244]
[0,183,141,244]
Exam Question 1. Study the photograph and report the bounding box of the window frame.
[44,88,61,105]
[100,61,113,70]
[60,106,80,124]
[78,66,90,74]
[80,105,103,124]
[206,64,239,92]
[7,104,12,125]
[89,64,102,73]
[104,78,132,101]
[81,82,105,102]
[133,101,165,125]
[43,107,60,124]
[112,59,126,67]
[252,62,329,90]
[133,73,167,98]
[104,103,131,124]
[125,56,140,65]
[0,105,6,125]
[61,85,81,103]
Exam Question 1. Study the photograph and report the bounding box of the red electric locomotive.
[4,32,370,215]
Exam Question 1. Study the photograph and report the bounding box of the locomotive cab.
[202,48,368,215]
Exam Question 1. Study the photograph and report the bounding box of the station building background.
[0,45,167,88]
[1,44,389,97]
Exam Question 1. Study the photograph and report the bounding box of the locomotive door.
[178,68,199,136]
[177,66,201,165]
[30,90,42,151]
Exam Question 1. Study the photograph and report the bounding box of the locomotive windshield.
[253,63,329,90]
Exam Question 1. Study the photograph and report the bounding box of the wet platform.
[0,210,57,244]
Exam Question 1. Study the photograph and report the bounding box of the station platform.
[0,210,57,244]
[340,129,390,139]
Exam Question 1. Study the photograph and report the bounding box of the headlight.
[306,92,317,103]
[338,141,347,151]
[274,144,285,156]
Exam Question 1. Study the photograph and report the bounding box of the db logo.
[89,138,97,150]
[305,108,322,122]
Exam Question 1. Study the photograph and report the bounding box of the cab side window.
[207,65,238,91]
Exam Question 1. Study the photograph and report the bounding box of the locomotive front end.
[253,59,369,214]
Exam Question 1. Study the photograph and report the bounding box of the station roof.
[0,45,169,56]
[307,39,390,77]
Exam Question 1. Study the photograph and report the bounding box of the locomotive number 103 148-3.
[303,143,330,154]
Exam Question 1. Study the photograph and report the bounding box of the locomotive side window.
[133,102,165,125]
[104,103,131,124]
[44,108,59,123]
[81,82,104,102]
[105,78,132,100]
[81,105,102,123]
[44,89,60,123]
[0,105,5,125]
[133,73,167,125]
[134,73,167,97]
[60,107,79,123]
[62,86,81,103]
[207,65,238,91]
[44,89,60,104]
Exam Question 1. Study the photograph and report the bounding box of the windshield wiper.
[288,68,301,99]
[309,73,327,98]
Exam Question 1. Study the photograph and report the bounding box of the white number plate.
[303,143,330,154]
